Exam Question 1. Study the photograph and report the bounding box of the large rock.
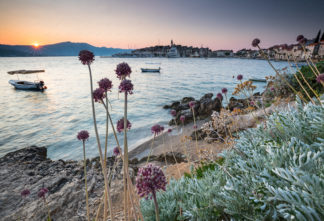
[0,146,137,221]
[167,93,222,125]
[226,97,249,111]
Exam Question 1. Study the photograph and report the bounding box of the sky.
[0,0,323,51]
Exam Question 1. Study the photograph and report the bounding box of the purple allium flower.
[298,38,307,44]
[115,62,132,80]
[38,188,49,198]
[119,79,134,95]
[170,109,177,117]
[217,93,223,101]
[93,88,106,102]
[316,73,324,83]
[98,78,112,91]
[77,130,89,141]
[21,189,30,197]
[79,50,95,65]
[250,101,255,106]
[151,124,164,136]
[189,101,195,108]
[193,125,197,129]
[180,115,185,123]
[221,88,228,94]
[136,164,167,199]
[113,147,120,156]
[116,118,132,133]
[271,87,275,91]
[296,35,304,42]
[237,74,243,81]
[252,38,260,47]
[167,128,172,133]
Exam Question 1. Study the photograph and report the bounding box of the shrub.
[140,99,324,220]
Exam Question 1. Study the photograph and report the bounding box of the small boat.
[249,78,267,83]
[8,69,47,91]
[141,67,161,73]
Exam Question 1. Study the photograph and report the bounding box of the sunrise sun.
[32,42,39,48]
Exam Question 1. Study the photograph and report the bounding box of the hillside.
[0,42,132,57]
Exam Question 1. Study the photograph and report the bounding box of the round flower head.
[79,50,95,65]
[113,147,120,156]
[151,124,164,136]
[136,164,167,199]
[170,109,177,117]
[116,118,132,133]
[221,88,228,94]
[180,115,185,123]
[119,79,134,95]
[77,130,89,141]
[298,37,307,44]
[38,187,49,198]
[21,189,30,197]
[115,62,132,80]
[271,87,275,91]
[250,101,255,106]
[189,101,195,108]
[193,125,197,129]
[217,93,223,101]
[98,78,113,91]
[252,38,260,47]
[296,35,304,42]
[167,128,172,133]
[93,88,106,102]
[237,74,243,81]
[316,73,324,83]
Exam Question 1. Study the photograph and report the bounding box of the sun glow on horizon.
[32,42,39,48]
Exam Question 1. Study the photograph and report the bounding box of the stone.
[181,97,195,104]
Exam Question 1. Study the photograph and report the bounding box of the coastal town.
[113,30,324,61]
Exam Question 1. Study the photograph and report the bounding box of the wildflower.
[151,124,164,136]
[167,128,172,133]
[116,118,132,133]
[78,50,95,65]
[119,79,134,95]
[136,164,167,199]
[170,109,177,117]
[221,88,228,94]
[252,38,260,47]
[77,130,89,141]
[180,115,185,123]
[296,35,304,42]
[189,101,195,108]
[250,101,255,106]
[115,62,132,80]
[193,125,197,129]
[93,88,106,102]
[38,188,49,198]
[98,78,112,91]
[217,93,223,101]
[316,73,324,83]
[271,87,275,91]
[237,74,243,81]
[113,147,120,156]
[21,189,30,197]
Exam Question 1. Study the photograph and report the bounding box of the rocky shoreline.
[0,146,186,221]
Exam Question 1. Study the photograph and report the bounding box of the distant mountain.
[0,41,132,57]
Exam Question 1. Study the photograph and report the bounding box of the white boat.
[167,46,180,58]
[141,67,161,73]
[8,70,47,91]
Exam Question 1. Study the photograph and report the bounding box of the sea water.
[0,57,290,160]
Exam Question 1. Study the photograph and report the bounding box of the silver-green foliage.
[140,100,324,220]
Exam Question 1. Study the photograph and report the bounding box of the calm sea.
[0,57,289,160]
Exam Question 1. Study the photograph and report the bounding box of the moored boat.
[8,70,47,91]
[141,67,161,73]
